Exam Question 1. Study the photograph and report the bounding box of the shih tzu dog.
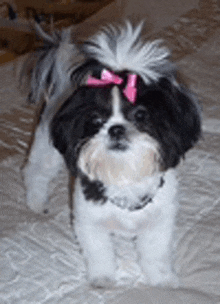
[22,22,201,288]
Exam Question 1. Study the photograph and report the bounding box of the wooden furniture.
[14,0,113,24]
[0,0,113,55]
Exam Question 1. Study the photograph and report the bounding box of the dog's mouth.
[108,139,129,151]
[109,142,128,151]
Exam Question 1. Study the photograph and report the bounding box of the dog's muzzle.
[108,124,128,151]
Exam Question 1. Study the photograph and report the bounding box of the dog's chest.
[93,185,164,234]
[80,173,164,210]
[105,176,164,211]
[76,170,177,234]
[98,205,161,234]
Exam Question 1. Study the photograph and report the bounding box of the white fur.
[78,130,159,186]
[74,169,179,287]
[85,22,172,84]
[24,123,64,213]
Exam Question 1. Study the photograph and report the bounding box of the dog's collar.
[109,176,165,212]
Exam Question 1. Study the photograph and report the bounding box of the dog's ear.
[50,96,80,176]
[160,80,202,169]
[139,78,202,170]
[50,88,93,176]
[51,112,80,176]
[50,112,70,155]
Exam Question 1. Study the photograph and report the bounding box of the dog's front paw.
[144,268,180,288]
[90,276,115,289]
[151,273,179,288]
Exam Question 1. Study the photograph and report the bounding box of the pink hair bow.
[87,69,137,104]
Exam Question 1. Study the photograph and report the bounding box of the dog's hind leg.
[23,122,64,213]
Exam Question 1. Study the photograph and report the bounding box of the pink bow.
[87,69,137,104]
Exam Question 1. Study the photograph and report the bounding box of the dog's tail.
[18,23,85,105]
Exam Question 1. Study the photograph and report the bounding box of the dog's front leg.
[136,217,179,288]
[75,223,116,288]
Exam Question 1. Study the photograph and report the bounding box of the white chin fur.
[78,133,160,186]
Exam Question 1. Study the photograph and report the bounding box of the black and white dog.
[23,22,201,288]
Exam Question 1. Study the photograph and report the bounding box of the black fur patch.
[80,174,107,204]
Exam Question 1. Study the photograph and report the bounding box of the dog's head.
[51,22,201,185]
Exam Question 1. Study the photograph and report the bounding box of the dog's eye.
[135,109,148,122]
[90,113,104,127]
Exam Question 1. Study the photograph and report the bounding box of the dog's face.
[51,73,201,185]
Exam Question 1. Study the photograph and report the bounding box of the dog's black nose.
[108,125,126,139]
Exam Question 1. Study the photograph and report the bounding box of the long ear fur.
[50,89,89,176]
[138,78,202,170]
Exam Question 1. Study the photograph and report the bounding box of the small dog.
[22,22,201,288]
